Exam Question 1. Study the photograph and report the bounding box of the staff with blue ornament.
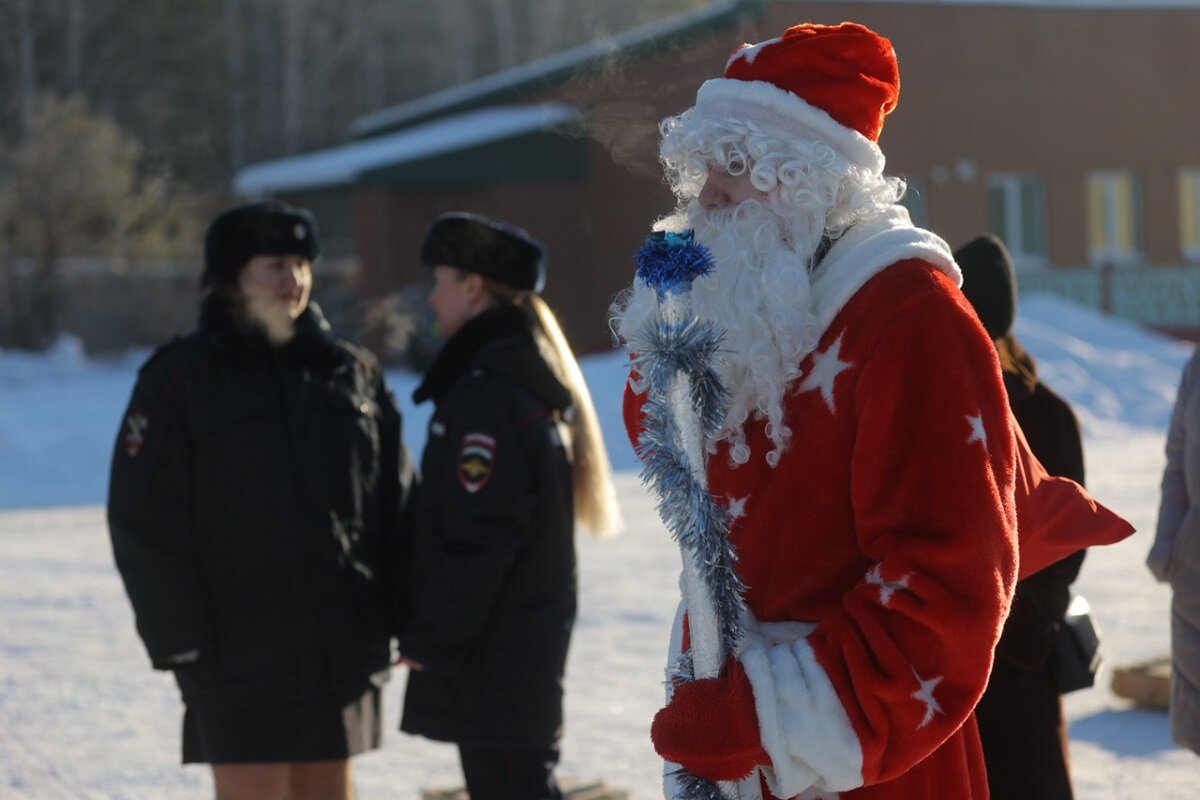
[628,229,746,799]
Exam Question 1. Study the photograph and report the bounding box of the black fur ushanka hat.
[421,212,546,294]
[202,201,320,289]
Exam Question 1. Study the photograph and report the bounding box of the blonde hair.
[485,280,622,537]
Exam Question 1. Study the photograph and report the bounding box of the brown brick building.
[236,0,1200,354]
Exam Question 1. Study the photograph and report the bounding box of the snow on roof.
[233,103,583,197]
[350,0,753,138]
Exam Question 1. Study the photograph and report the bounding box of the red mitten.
[651,658,770,781]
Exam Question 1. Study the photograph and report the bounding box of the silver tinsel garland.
[631,317,746,656]
[630,231,751,800]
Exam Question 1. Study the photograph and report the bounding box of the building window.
[1180,170,1200,262]
[987,173,1046,266]
[1087,171,1142,265]
[898,175,928,228]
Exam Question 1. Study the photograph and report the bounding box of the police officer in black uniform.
[108,201,413,800]
[398,213,619,800]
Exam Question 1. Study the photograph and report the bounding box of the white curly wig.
[658,109,905,236]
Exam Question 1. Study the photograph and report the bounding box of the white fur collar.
[808,206,959,343]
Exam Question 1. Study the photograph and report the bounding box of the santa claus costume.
[615,22,1132,800]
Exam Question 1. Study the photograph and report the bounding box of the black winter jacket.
[107,298,413,710]
[975,353,1087,800]
[399,305,575,748]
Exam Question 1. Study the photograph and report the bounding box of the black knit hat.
[421,212,546,293]
[202,201,320,289]
[954,233,1017,340]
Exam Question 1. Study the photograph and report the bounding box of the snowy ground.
[1,293,1198,798]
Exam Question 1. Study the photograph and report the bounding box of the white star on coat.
[966,413,988,449]
[725,495,749,521]
[798,333,852,414]
[865,564,912,608]
[911,669,945,729]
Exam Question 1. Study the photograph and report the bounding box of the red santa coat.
[717,260,1015,799]
[625,211,1131,800]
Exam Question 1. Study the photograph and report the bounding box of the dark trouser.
[458,744,562,800]
[975,659,1073,800]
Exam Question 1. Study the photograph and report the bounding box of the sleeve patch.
[458,432,497,493]
[124,411,150,457]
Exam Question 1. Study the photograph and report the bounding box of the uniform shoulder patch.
[457,432,496,494]
[124,411,150,457]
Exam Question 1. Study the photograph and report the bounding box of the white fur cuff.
[739,633,864,798]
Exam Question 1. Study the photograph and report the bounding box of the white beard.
[614,197,826,467]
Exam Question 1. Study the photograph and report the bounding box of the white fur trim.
[665,596,687,700]
[663,599,686,797]
[738,619,864,798]
[808,205,959,345]
[735,772,765,799]
[694,78,885,175]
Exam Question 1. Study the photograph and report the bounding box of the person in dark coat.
[398,212,620,800]
[108,201,414,800]
[956,232,1087,800]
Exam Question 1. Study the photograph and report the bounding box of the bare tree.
[223,0,248,170]
[528,0,570,60]
[251,0,281,161]
[16,0,37,142]
[0,95,176,348]
[489,0,520,69]
[280,0,307,153]
[434,0,478,88]
[352,0,386,112]
[63,0,84,93]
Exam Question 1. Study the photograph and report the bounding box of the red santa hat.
[692,22,899,175]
